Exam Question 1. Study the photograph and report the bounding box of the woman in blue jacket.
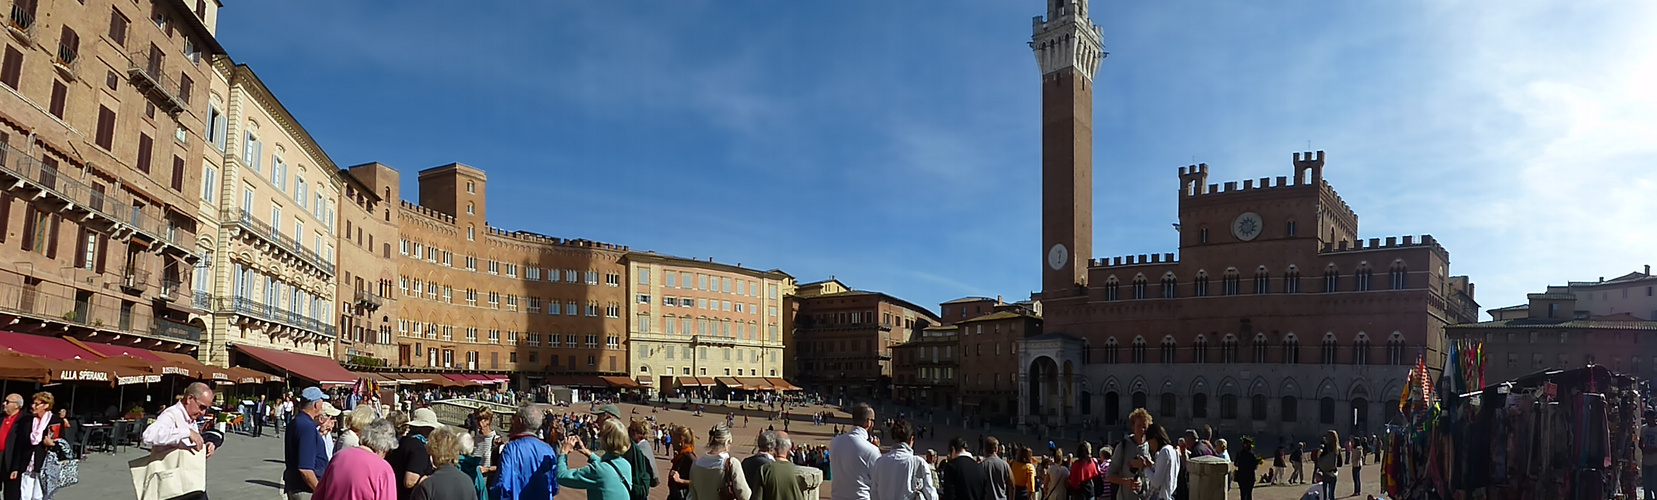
[556,419,634,500]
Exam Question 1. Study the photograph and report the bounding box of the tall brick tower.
[1032,0,1104,293]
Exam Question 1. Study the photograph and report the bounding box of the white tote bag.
[128,447,207,500]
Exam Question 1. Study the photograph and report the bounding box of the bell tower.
[1032,0,1104,293]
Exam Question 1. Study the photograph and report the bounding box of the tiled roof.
[1448,318,1657,331]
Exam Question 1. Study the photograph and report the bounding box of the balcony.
[192,291,211,310]
[354,289,385,310]
[0,286,197,345]
[5,5,34,42]
[51,44,78,81]
[0,141,192,257]
[158,279,184,301]
[221,208,336,276]
[119,265,151,293]
[126,50,185,114]
[228,296,337,338]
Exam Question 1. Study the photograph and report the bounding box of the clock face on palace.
[1048,244,1069,271]
[1233,212,1263,241]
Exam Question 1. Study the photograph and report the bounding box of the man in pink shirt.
[314,419,399,500]
[143,382,217,456]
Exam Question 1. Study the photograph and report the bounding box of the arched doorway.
[1132,391,1147,410]
[1104,392,1120,424]
[1192,393,1208,419]
[1350,397,1369,434]
[1027,356,1062,418]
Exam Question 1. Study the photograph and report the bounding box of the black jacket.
[939,455,990,500]
[742,453,775,494]
[4,412,61,476]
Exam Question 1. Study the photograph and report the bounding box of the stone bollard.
[1187,456,1232,500]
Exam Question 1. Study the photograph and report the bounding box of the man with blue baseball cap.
[284,387,331,499]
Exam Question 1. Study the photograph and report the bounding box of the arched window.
[1192,393,1208,419]
[1284,266,1302,293]
[1355,266,1373,291]
[1280,396,1298,422]
[1131,337,1147,364]
[1104,337,1120,364]
[1324,266,1340,292]
[1160,336,1177,364]
[1223,270,1241,296]
[1221,334,1239,363]
[1352,333,1371,365]
[1251,394,1268,421]
[1387,332,1407,365]
[1220,394,1238,419]
[1320,397,1337,424]
[1132,392,1147,410]
[1322,333,1339,365]
[1194,272,1210,296]
[1193,335,1210,364]
[1160,274,1178,298]
[1282,334,1300,364]
[1390,261,1408,289]
[1160,392,1178,418]
[1252,334,1270,363]
[1254,267,1270,294]
[1105,277,1120,301]
[1133,276,1148,299]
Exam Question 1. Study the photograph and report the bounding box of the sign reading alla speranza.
[58,370,110,381]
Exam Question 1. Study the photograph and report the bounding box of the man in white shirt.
[830,404,881,500]
[143,382,217,457]
[871,420,936,500]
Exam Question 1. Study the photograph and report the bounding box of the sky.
[216,1,1657,318]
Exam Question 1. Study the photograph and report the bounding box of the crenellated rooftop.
[1319,234,1443,255]
[399,200,455,224]
[1089,253,1178,269]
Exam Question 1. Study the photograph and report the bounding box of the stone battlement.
[1178,151,1356,219]
[1320,234,1440,254]
[483,226,628,252]
[399,200,455,224]
[1088,253,1178,269]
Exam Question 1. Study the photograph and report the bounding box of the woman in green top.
[557,418,636,500]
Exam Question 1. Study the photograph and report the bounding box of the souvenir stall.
[1383,341,1645,500]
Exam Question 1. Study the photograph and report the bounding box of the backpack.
[625,445,657,500]
[719,457,741,500]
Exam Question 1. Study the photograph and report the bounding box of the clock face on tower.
[1233,212,1263,241]
[1048,244,1069,271]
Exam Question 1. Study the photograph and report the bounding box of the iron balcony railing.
[230,296,337,337]
[126,50,185,114]
[159,279,183,300]
[192,291,212,310]
[6,4,35,38]
[354,289,385,309]
[0,287,190,342]
[119,265,151,290]
[221,208,336,275]
[0,141,183,250]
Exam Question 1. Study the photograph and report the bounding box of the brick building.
[196,57,341,367]
[1020,0,1478,443]
[958,305,1042,423]
[1487,268,1655,321]
[893,323,959,409]
[793,278,939,399]
[392,163,630,384]
[623,252,794,394]
[1454,276,1657,383]
[0,0,223,356]
[334,162,400,369]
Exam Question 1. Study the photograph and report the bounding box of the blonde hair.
[1128,408,1154,426]
[346,406,376,434]
[427,426,462,466]
[599,419,630,455]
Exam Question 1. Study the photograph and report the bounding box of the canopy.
[0,351,137,386]
[231,343,355,385]
[71,340,196,377]
[223,366,281,385]
[765,378,801,391]
[0,331,101,361]
[600,376,641,388]
[677,376,714,387]
[152,352,232,381]
[736,378,773,390]
[634,376,654,386]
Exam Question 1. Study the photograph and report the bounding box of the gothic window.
[1320,397,1337,424]
[1105,278,1120,301]
[1281,396,1298,422]
[1223,270,1241,296]
[1285,267,1302,293]
[1355,267,1373,291]
[1251,394,1268,421]
[1254,267,1270,294]
[1193,335,1210,364]
[1390,261,1408,289]
[1192,393,1208,419]
[1133,276,1148,300]
[1160,336,1176,364]
[1352,333,1371,365]
[1131,337,1147,364]
[1322,333,1339,365]
[1104,337,1120,364]
[1324,266,1340,292]
[1252,334,1270,363]
[1221,335,1239,363]
[1387,333,1406,365]
[1195,273,1210,297]
[1281,334,1300,364]
[1160,274,1177,298]
[1220,394,1238,419]
[1160,393,1177,418]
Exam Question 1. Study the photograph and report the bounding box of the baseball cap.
[300,387,329,402]
[320,402,341,417]
[595,404,622,420]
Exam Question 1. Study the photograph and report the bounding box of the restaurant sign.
[162,367,190,376]
[58,370,110,382]
[118,374,163,385]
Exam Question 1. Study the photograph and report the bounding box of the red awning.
[71,340,197,377]
[600,376,641,388]
[765,378,801,391]
[0,331,101,361]
[152,352,232,381]
[473,373,509,384]
[231,343,356,385]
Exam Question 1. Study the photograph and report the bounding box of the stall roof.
[736,378,773,390]
[600,376,640,388]
[0,331,101,361]
[231,344,356,385]
[152,351,232,381]
[224,366,282,385]
[766,378,801,391]
[72,340,197,377]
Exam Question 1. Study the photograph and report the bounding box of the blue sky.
[219,1,1657,317]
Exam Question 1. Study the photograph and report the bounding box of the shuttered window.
[136,133,153,172]
[95,106,116,150]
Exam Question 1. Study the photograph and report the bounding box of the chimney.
[1646,265,1651,276]
[1600,277,1606,282]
